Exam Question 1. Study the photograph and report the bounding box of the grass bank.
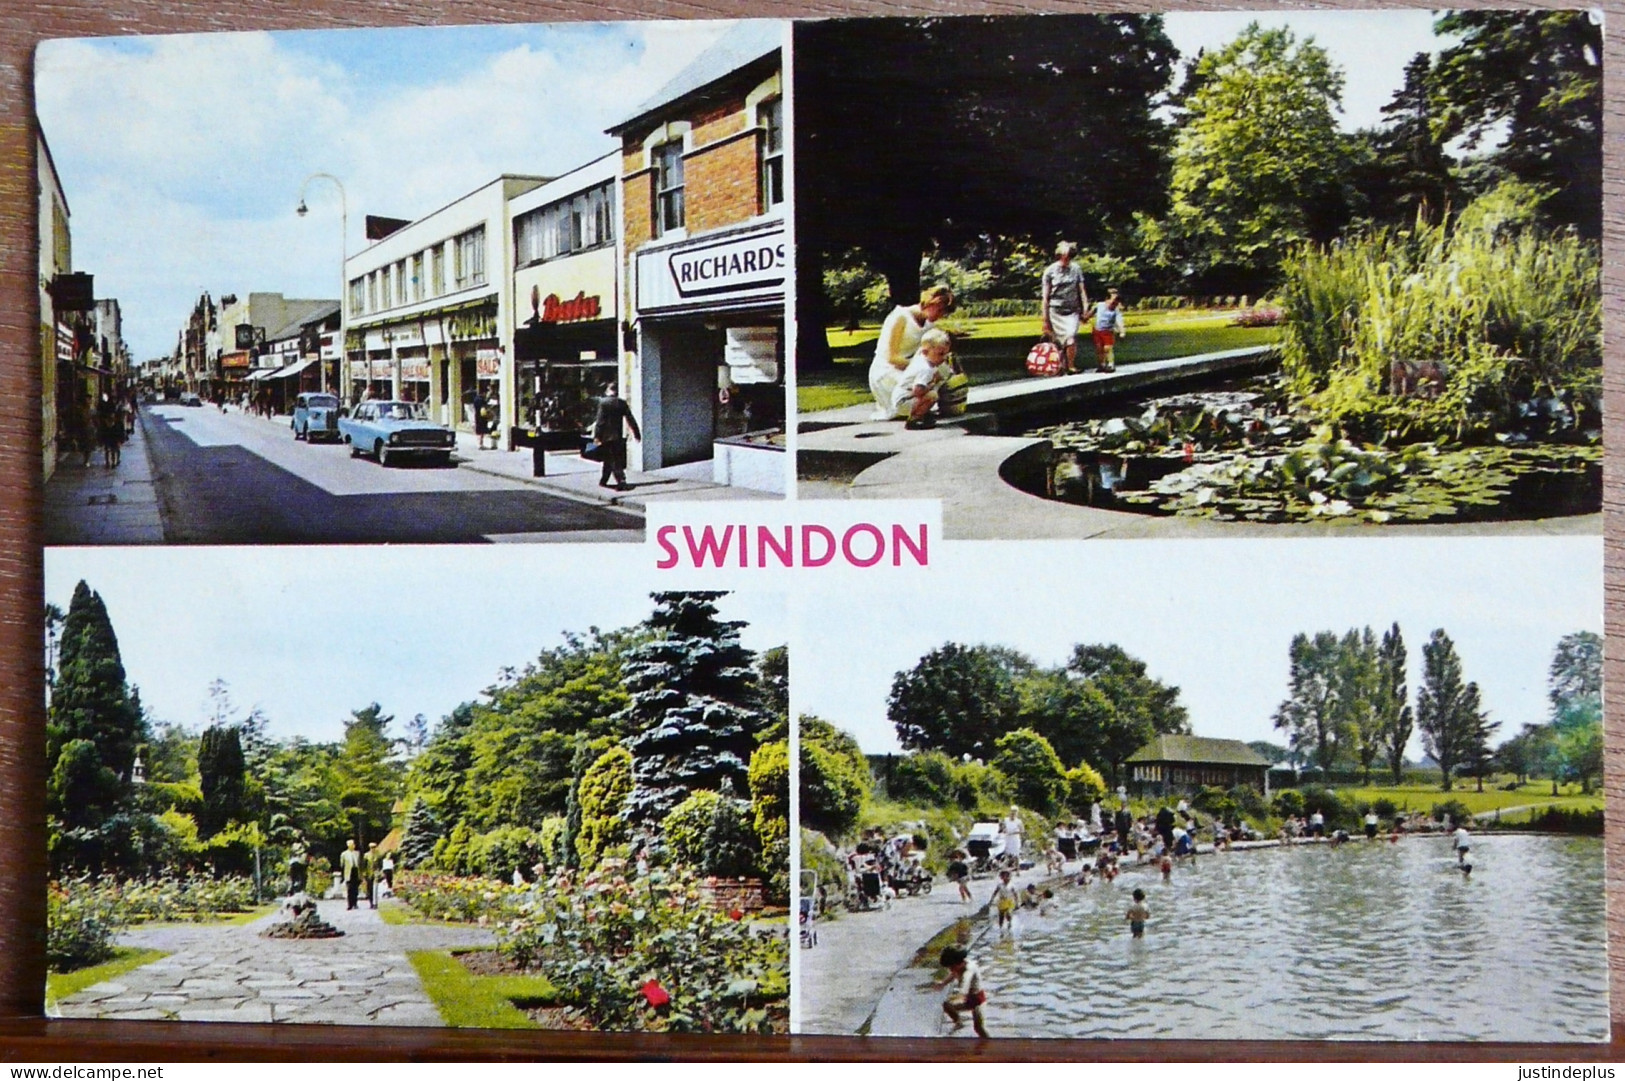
[46,947,168,1007]
[799,311,1281,413]
[407,948,559,1029]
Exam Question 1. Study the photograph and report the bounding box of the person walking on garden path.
[1041,242,1088,375]
[364,842,380,908]
[590,383,642,490]
[341,839,363,910]
[868,285,955,421]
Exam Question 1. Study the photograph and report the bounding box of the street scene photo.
[38,18,789,545]
[794,11,1602,540]
[43,546,789,1031]
[794,538,1606,1042]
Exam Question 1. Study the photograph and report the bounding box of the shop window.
[758,97,784,210]
[454,227,486,289]
[654,139,685,235]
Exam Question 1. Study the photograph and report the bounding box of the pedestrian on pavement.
[97,395,123,468]
[341,839,362,910]
[473,389,496,450]
[381,852,395,893]
[590,382,641,490]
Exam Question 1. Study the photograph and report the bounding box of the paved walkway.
[800,863,1051,1036]
[53,899,495,1026]
[43,415,165,545]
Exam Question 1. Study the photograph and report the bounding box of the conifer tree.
[197,725,247,839]
[398,798,444,869]
[621,592,766,824]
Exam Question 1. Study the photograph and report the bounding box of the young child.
[937,946,989,1038]
[1038,888,1057,916]
[946,850,972,904]
[1126,888,1150,938]
[890,327,953,430]
[991,869,1020,931]
[1021,883,1042,909]
[1091,289,1127,373]
[1159,854,1173,881]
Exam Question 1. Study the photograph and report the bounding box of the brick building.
[608,20,787,493]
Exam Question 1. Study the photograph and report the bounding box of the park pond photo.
[793,10,1602,539]
[793,538,1606,1041]
[42,548,789,1032]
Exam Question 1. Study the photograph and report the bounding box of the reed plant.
[1276,189,1600,443]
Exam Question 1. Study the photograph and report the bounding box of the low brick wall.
[701,876,765,912]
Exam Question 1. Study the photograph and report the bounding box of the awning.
[270,356,319,379]
[246,368,279,382]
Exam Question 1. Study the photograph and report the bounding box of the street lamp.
[297,172,347,404]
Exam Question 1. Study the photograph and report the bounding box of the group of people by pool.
[864,242,1131,428]
[929,796,1480,1038]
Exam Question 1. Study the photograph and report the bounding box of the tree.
[196,725,247,839]
[332,704,399,849]
[757,645,790,737]
[1157,23,1352,293]
[1461,696,1500,793]
[1014,666,1115,775]
[1272,631,1343,772]
[1375,623,1413,784]
[991,728,1068,814]
[397,797,443,869]
[887,643,1023,759]
[747,740,790,903]
[50,582,146,789]
[1416,630,1481,791]
[1065,643,1188,782]
[798,718,869,839]
[1556,722,1603,795]
[1432,11,1602,237]
[1547,630,1602,728]
[794,14,1178,366]
[621,593,768,824]
[1335,627,1383,786]
[1360,54,1456,226]
[575,746,633,869]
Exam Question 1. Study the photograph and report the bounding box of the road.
[141,404,642,543]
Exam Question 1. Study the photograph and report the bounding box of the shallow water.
[867,835,1608,1042]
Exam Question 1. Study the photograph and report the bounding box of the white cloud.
[36,20,735,359]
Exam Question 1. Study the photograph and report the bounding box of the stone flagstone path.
[54,898,496,1026]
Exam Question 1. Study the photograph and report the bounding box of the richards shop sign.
[637,223,785,313]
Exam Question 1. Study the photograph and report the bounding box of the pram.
[966,821,1016,877]
[799,869,818,948]
[884,850,933,896]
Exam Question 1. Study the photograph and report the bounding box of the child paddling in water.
[1126,888,1150,939]
[937,946,990,1038]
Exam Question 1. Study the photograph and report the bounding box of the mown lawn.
[798,311,1281,413]
[140,902,278,928]
[1330,781,1603,818]
[46,947,168,1007]
[407,948,559,1029]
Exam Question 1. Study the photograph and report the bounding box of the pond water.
[866,835,1607,1042]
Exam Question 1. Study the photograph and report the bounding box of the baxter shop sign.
[636,221,785,314]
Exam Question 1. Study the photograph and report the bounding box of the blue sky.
[36,19,739,361]
[45,545,786,744]
[796,537,1602,757]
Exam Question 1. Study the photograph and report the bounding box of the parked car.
[292,392,342,443]
[339,399,456,466]
[179,392,203,407]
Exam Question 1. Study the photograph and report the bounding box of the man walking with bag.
[341,839,363,910]
[590,383,641,490]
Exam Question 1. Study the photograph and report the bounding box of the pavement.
[52,898,495,1026]
[799,861,1052,1036]
[43,417,165,545]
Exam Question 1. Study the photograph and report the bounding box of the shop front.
[512,248,618,441]
[631,218,785,488]
[347,299,501,428]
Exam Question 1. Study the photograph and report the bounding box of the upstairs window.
[653,139,685,236]
[759,97,784,210]
[453,227,486,289]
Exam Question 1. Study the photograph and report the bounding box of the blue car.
[291,392,342,442]
[339,399,457,467]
